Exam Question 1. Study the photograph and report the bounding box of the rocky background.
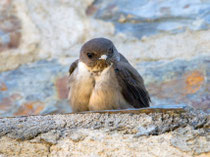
[0,0,210,117]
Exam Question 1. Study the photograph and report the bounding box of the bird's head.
[80,38,119,68]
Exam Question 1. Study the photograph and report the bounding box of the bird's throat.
[87,59,111,75]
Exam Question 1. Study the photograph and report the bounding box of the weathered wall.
[0,0,210,117]
[0,1,209,156]
[0,107,209,157]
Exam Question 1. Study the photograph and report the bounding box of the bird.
[68,37,151,112]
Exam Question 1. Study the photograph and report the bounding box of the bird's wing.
[113,56,151,108]
[68,59,79,93]
[69,59,79,76]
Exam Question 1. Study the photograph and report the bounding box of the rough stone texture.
[0,0,209,156]
[92,0,210,38]
[0,107,209,157]
[137,55,210,112]
[0,1,209,116]
[1,0,210,72]
[0,0,111,72]
[0,60,72,117]
[0,0,22,52]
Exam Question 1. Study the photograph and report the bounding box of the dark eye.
[87,53,94,59]
[108,47,113,54]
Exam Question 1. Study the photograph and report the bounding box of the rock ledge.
[0,107,209,157]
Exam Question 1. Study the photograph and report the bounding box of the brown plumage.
[68,38,150,112]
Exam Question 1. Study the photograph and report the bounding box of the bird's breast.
[69,61,130,112]
[68,61,95,111]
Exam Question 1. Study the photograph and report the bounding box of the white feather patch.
[99,55,107,60]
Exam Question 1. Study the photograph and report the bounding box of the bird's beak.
[99,55,108,60]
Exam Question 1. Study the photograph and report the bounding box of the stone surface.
[1,0,210,72]
[0,0,209,116]
[0,107,209,156]
[92,0,210,38]
[0,0,209,156]
[0,60,72,117]
[0,0,21,52]
[0,0,111,72]
[137,55,210,112]
[0,55,209,117]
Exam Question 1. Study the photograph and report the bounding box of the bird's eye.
[108,47,113,54]
[87,53,94,59]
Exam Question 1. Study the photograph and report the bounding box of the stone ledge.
[0,107,209,157]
